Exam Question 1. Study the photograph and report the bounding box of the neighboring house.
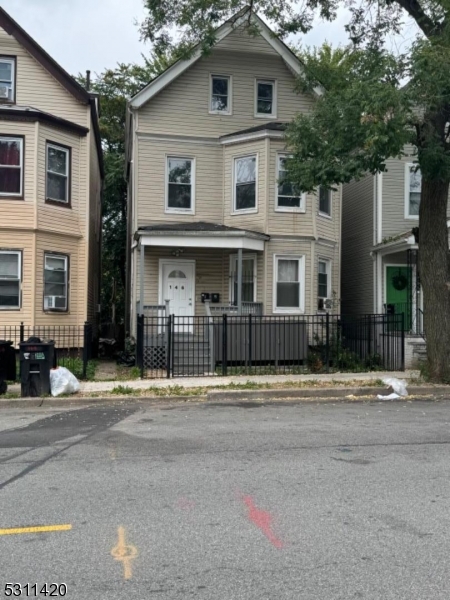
[341,149,445,366]
[125,11,341,334]
[0,8,103,333]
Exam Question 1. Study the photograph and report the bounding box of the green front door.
[386,266,412,330]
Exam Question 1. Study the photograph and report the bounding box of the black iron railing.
[137,313,405,378]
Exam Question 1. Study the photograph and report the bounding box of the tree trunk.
[418,178,450,382]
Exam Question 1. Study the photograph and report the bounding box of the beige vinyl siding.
[0,28,87,128]
[341,175,374,314]
[0,231,34,326]
[215,26,279,55]
[87,127,102,327]
[223,139,265,232]
[268,139,314,235]
[34,232,83,326]
[137,137,223,226]
[138,50,314,138]
[264,239,313,314]
[37,125,85,234]
[316,186,341,241]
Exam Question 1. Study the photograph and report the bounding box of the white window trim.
[232,153,258,215]
[229,253,257,303]
[254,78,277,119]
[44,253,68,312]
[404,162,420,220]
[0,57,15,102]
[317,257,332,311]
[0,249,21,310]
[275,153,306,213]
[0,136,23,197]
[273,254,305,314]
[318,187,332,219]
[209,74,232,115]
[165,155,196,215]
[46,143,70,204]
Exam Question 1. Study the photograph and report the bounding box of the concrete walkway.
[7,370,420,395]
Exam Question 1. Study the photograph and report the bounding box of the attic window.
[210,75,231,114]
[255,79,276,117]
[0,57,15,102]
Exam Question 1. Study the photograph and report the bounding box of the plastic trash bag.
[50,366,80,397]
[377,377,408,400]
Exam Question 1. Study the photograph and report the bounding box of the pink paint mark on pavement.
[177,497,196,511]
[242,495,284,549]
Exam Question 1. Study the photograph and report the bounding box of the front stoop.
[405,335,427,369]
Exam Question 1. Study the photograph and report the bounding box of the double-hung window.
[210,75,231,114]
[406,163,421,218]
[319,187,332,216]
[0,136,23,197]
[274,256,304,312]
[318,259,331,310]
[166,156,194,213]
[0,57,15,102]
[277,155,305,211]
[0,250,21,309]
[46,143,70,204]
[255,79,276,117]
[44,253,68,311]
[230,254,256,304]
[234,155,257,212]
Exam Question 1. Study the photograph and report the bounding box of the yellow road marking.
[111,526,138,581]
[0,524,72,536]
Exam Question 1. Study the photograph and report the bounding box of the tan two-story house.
[125,11,341,333]
[0,8,103,332]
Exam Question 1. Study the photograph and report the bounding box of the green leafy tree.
[140,1,450,382]
[79,56,175,326]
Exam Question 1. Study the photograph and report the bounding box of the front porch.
[134,222,269,326]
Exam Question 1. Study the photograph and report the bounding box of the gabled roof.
[0,7,90,104]
[0,7,104,178]
[129,10,321,109]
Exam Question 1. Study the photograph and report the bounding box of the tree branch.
[393,0,441,38]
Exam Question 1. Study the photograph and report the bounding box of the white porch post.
[237,247,243,315]
[139,243,145,315]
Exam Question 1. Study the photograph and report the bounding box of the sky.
[0,0,418,78]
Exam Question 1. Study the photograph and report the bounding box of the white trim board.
[140,234,265,251]
[129,11,322,109]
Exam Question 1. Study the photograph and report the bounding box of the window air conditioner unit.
[318,297,333,311]
[45,296,58,309]
[0,86,9,99]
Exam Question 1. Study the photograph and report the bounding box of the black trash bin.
[20,338,55,397]
[0,340,16,395]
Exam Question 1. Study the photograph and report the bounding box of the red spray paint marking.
[242,495,284,549]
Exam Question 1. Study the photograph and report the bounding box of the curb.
[0,385,448,408]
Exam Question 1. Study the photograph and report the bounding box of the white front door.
[160,260,195,326]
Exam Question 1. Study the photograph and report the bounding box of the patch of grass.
[115,365,141,381]
[57,358,98,381]
[0,392,19,399]
[110,385,136,395]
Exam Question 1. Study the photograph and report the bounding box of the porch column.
[237,247,243,315]
[139,243,145,315]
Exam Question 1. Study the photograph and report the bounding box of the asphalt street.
[0,398,450,599]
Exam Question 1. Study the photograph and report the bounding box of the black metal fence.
[0,322,93,380]
[136,313,405,378]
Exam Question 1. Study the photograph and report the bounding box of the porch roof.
[136,222,270,251]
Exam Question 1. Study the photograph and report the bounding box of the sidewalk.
[7,370,420,395]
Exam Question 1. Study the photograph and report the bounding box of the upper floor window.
[166,156,194,213]
[318,259,331,310]
[255,79,276,117]
[44,253,68,311]
[319,187,332,217]
[0,57,15,102]
[406,163,421,218]
[46,143,70,205]
[210,75,231,114]
[274,255,305,313]
[234,155,257,213]
[277,155,305,211]
[0,136,23,198]
[0,250,21,309]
